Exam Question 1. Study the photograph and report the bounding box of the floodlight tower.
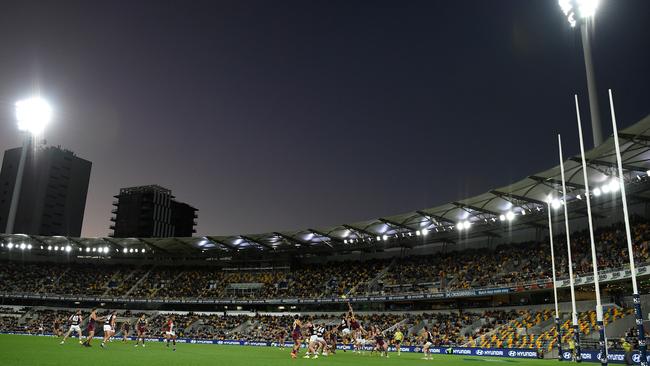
[4,97,52,234]
[558,0,603,147]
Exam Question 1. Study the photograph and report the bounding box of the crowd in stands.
[1,221,649,301]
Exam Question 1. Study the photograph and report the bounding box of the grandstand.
[2,115,650,364]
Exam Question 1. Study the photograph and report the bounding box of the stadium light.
[123,248,128,254]
[551,199,562,210]
[27,244,32,250]
[19,243,26,250]
[558,0,602,147]
[499,214,506,222]
[85,247,90,252]
[65,245,71,252]
[558,0,599,27]
[505,211,515,222]
[415,230,421,236]
[141,249,146,253]
[646,170,650,177]
[608,179,620,192]
[382,234,388,241]
[47,245,52,251]
[15,97,53,135]
[7,243,13,249]
[601,183,611,194]
[421,228,429,236]
[593,187,602,196]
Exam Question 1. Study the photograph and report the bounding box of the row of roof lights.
[1,243,145,254]
[342,228,431,244]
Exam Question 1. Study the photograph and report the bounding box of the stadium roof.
[3,114,650,258]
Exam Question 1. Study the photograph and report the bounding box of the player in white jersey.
[306,324,328,359]
[60,310,83,344]
[421,326,434,360]
[100,311,117,348]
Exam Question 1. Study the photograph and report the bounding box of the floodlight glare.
[15,97,53,135]
[20,243,26,250]
[7,243,14,249]
[382,234,388,241]
[593,187,602,196]
[421,228,429,236]
[86,247,90,252]
[608,179,620,192]
[551,199,562,210]
[499,214,506,222]
[559,0,600,27]
[505,211,515,222]
[415,230,421,236]
[27,244,32,250]
[65,245,71,252]
[123,248,128,254]
[141,249,146,253]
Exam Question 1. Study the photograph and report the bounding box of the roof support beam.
[306,229,335,248]
[618,133,650,143]
[490,190,546,206]
[273,232,309,246]
[136,238,172,254]
[452,202,500,217]
[343,224,377,238]
[568,157,647,172]
[240,235,274,250]
[378,218,414,231]
[528,175,585,190]
[205,236,237,251]
[415,210,454,225]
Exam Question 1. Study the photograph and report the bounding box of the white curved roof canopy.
[2,114,650,257]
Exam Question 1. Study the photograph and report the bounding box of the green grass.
[0,334,560,366]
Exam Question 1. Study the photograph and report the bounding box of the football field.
[0,334,565,366]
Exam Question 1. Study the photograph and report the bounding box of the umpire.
[621,338,633,366]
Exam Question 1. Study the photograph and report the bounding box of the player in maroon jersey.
[163,315,177,351]
[372,326,389,357]
[134,314,148,347]
[82,308,99,347]
[53,317,62,337]
[121,320,130,343]
[347,301,365,350]
[276,328,287,349]
[290,316,302,359]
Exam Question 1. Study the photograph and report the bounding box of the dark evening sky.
[0,1,648,237]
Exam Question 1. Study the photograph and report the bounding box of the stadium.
[1,1,650,366]
[2,113,650,364]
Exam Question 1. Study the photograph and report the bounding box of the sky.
[0,0,648,238]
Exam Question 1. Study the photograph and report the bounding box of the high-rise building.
[110,185,197,238]
[0,143,92,236]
